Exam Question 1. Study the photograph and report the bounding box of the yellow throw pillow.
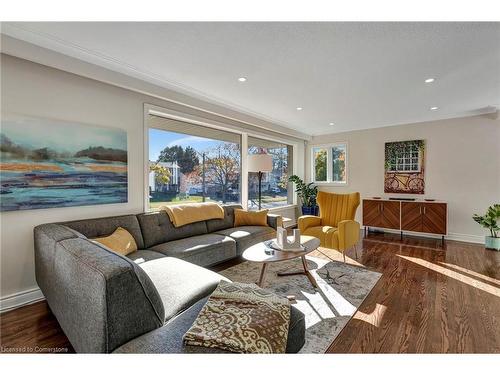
[234,209,269,227]
[92,227,138,256]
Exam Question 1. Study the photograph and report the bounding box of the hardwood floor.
[328,232,500,353]
[1,232,499,353]
[0,299,73,353]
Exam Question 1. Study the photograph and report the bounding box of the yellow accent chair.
[298,191,361,262]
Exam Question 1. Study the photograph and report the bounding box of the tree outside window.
[313,148,327,181]
[332,145,346,183]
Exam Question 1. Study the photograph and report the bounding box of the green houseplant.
[473,204,500,250]
[289,175,319,215]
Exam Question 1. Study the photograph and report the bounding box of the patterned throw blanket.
[183,281,291,353]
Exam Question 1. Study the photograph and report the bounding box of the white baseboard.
[446,232,484,244]
[0,287,45,313]
[362,226,485,244]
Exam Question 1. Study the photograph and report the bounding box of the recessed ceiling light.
[296,107,303,111]
[430,106,439,111]
[425,78,435,83]
[238,77,247,82]
[329,122,335,126]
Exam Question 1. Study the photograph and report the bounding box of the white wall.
[0,54,305,308]
[306,115,500,242]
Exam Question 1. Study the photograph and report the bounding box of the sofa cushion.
[138,257,228,322]
[215,226,275,254]
[148,233,237,266]
[127,249,166,264]
[59,215,145,249]
[206,204,242,233]
[112,296,306,353]
[137,211,208,248]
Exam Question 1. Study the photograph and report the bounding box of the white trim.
[0,287,45,313]
[241,133,249,210]
[268,204,298,212]
[143,104,150,211]
[446,232,485,244]
[363,227,485,244]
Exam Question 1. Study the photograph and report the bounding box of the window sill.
[267,204,298,212]
[313,181,349,187]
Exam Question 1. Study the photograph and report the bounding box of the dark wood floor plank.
[1,232,499,353]
[328,233,500,353]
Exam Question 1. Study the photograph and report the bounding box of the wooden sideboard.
[362,198,447,243]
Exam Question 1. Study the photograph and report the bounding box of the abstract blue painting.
[0,115,128,211]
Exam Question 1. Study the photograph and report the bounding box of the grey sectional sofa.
[34,204,306,353]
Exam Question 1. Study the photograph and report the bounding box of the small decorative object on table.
[270,228,304,252]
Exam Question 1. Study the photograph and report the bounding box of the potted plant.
[289,175,319,216]
[473,204,500,251]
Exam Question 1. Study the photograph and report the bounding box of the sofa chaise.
[33,204,306,353]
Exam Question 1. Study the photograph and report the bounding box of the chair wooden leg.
[343,252,346,263]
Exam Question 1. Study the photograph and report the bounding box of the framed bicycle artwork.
[384,139,425,194]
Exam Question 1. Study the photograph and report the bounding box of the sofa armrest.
[337,220,360,250]
[267,214,283,230]
[298,215,322,233]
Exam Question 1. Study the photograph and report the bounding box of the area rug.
[219,249,382,353]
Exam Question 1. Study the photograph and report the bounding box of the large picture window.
[148,116,241,210]
[247,137,293,210]
[311,143,348,184]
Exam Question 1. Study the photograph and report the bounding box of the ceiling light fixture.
[296,107,303,111]
[329,122,335,126]
[238,77,247,82]
[425,78,435,83]
[430,106,439,111]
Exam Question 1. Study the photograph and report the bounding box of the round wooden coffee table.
[242,235,321,288]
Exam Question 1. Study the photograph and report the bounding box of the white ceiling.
[2,22,499,135]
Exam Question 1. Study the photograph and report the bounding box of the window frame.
[144,103,299,212]
[310,142,349,185]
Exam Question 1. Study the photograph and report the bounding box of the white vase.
[485,236,500,251]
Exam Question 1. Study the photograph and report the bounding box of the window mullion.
[327,147,333,182]
[241,133,249,209]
